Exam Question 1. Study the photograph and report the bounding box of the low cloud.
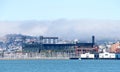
[0,19,120,40]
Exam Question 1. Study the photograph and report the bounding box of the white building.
[99,52,115,58]
[80,53,94,58]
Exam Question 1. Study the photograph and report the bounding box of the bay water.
[0,60,120,72]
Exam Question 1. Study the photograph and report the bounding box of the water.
[0,60,120,72]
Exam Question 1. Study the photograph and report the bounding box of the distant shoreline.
[0,57,70,60]
[1,57,120,60]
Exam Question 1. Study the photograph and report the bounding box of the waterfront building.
[75,36,98,55]
[22,36,76,57]
[22,36,98,58]
[80,53,94,58]
[99,52,115,58]
[110,41,120,53]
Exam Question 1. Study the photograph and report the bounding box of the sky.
[1,0,120,20]
[0,0,120,40]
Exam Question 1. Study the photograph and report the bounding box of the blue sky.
[0,0,120,21]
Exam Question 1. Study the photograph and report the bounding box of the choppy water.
[0,60,120,72]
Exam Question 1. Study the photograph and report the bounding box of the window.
[105,54,108,56]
